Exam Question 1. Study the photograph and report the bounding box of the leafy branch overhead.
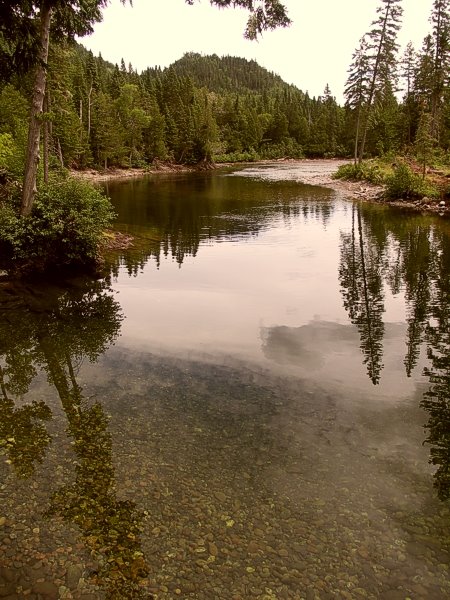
[185,0,291,39]
[0,1,124,78]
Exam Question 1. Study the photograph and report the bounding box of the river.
[0,163,449,599]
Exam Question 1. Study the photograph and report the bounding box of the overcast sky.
[80,0,433,103]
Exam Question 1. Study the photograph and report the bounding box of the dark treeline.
[105,175,335,275]
[0,44,346,169]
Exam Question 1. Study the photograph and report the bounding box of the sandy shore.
[71,161,209,182]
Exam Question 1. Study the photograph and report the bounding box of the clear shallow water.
[0,164,449,599]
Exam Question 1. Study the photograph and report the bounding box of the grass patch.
[332,160,386,185]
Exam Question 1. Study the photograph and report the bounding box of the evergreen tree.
[429,0,450,139]
[91,90,125,168]
[115,83,151,166]
[0,0,121,215]
[415,111,435,178]
[345,37,371,163]
[358,0,403,162]
[399,41,418,147]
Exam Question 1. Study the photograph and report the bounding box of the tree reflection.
[46,384,150,599]
[107,174,336,273]
[421,233,450,501]
[339,204,385,384]
[0,279,151,597]
[0,364,51,478]
[338,203,450,499]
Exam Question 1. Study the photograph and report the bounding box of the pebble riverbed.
[1,350,449,600]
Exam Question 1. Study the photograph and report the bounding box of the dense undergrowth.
[0,172,114,276]
[333,156,450,202]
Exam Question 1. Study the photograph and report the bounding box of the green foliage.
[0,85,29,177]
[187,1,291,41]
[260,139,304,159]
[332,161,385,185]
[168,53,286,94]
[414,111,436,177]
[0,133,26,180]
[0,175,115,272]
[384,162,439,199]
[0,132,14,167]
[214,150,259,163]
[0,84,29,137]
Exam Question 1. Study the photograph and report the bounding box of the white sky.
[80,0,433,103]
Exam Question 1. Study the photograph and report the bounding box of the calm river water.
[0,163,449,599]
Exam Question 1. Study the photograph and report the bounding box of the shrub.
[384,162,439,200]
[0,133,14,167]
[0,131,27,180]
[332,161,384,185]
[213,150,259,163]
[260,139,304,160]
[0,175,115,273]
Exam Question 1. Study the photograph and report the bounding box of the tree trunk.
[43,93,49,184]
[358,3,391,163]
[20,2,52,217]
[87,82,93,140]
[56,137,64,168]
[430,3,444,141]
[354,104,361,165]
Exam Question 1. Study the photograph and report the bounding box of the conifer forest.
[0,0,448,174]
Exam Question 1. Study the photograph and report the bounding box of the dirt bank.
[71,161,212,182]
[276,159,384,201]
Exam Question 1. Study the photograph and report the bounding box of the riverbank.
[71,160,212,182]
[71,159,376,197]
[263,159,450,217]
[71,159,450,217]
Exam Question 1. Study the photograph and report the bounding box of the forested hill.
[166,53,289,94]
[1,1,449,175]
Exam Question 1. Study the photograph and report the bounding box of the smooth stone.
[383,591,408,600]
[66,564,83,589]
[208,542,219,556]
[247,541,260,554]
[0,568,16,583]
[32,581,59,599]
[0,583,17,598]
